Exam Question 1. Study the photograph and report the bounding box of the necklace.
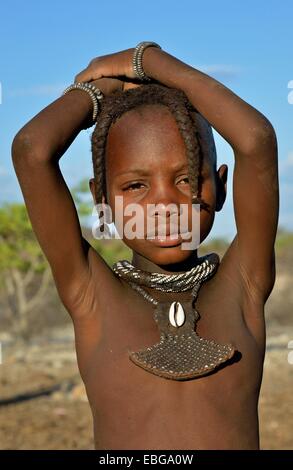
[112,253,236,381]
[113,254,217,292]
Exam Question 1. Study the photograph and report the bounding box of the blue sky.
[0,0,292,241]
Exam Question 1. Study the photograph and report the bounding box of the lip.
[146,232,190,247]
[146,225,182,238]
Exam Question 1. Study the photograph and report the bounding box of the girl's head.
[89,83,227,267]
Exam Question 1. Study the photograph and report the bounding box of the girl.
[12,43,279,449]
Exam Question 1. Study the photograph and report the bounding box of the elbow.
[12,131,33,163]
[255,119,277,147]
[246,119,278,156]
[11,131,47,168]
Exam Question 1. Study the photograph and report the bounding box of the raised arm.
[72,46,279,302]
[11,78,126,311]
[141,48,279,302]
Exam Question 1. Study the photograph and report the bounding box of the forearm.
[143,47,275,155]
[12,90,93,163]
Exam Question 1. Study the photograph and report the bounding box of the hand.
[74,48,138,83]
[89,77,143,96]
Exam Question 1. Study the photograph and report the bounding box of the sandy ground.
[0,327,292,450]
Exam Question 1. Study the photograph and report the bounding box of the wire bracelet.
[62,82,104,122]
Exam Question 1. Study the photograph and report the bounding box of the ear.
[89,178,107,206]
[215,164,228,212]
[89,178,97,205]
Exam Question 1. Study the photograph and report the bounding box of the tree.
[0,180,131,341]
[0,203,51,340]
[70,178,93,219]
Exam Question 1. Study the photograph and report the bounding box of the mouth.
[145,230,191,247]
[146,222,182,238]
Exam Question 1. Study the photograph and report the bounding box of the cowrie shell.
[169,301,185,328]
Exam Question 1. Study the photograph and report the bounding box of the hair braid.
[91,83,213,211]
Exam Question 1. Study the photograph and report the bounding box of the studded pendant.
[128,300,235,381]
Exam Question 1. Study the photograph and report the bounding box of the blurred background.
[0,0,292,449]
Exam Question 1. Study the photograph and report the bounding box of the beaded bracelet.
[62,82,104,122]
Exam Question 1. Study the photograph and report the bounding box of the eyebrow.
[114,163,189,178]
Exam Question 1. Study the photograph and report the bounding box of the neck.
[131,250,202,274]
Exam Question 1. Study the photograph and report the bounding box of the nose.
[146,180,181,219]
[152,202,178,218]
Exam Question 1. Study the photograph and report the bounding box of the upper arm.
[12,135,92,307]
[232,123,279,300]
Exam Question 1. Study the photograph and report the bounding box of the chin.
[150,248,195,267]
[125,238,196,266]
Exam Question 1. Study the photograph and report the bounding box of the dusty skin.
[70,238,263,450]
[0,246,292,450]
[11,46,278,449]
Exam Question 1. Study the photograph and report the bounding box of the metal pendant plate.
[128,300,236,381]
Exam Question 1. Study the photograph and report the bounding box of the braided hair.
[91,82,216,212]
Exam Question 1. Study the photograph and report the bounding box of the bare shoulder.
[61,240,124,320]
[59,242,127,380]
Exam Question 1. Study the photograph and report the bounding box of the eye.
[177,177,189,185]
[123,182,146,191]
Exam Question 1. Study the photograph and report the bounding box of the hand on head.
[84,77,143,97]
[74,47,158,96]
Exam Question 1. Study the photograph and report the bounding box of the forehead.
[105,104,216,173]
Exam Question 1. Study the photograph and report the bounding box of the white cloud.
[194,64,242,80]
[7,84,66,98]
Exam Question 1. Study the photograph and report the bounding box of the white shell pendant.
[168,301,186,328]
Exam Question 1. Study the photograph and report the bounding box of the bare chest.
[77,274,264,449]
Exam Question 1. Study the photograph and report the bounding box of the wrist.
[62,88,95,129]
[141,46,162,81]
[142,47,191,89]
[63,87,93,112]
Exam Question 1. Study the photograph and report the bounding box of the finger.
[123,82,143,91]
[74,67,102,84]
[88,77,124,96]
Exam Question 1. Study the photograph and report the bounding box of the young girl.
[11,42,279,450]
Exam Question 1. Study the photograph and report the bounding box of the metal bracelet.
[132,41,162,82]
[62,82,104,122]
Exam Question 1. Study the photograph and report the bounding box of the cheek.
[201,178,217,207]
[109,191,204,240]
[109,194,146,239]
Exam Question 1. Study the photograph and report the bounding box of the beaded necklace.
[112,253,235,381]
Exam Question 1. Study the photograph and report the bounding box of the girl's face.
[96,104,227,267]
